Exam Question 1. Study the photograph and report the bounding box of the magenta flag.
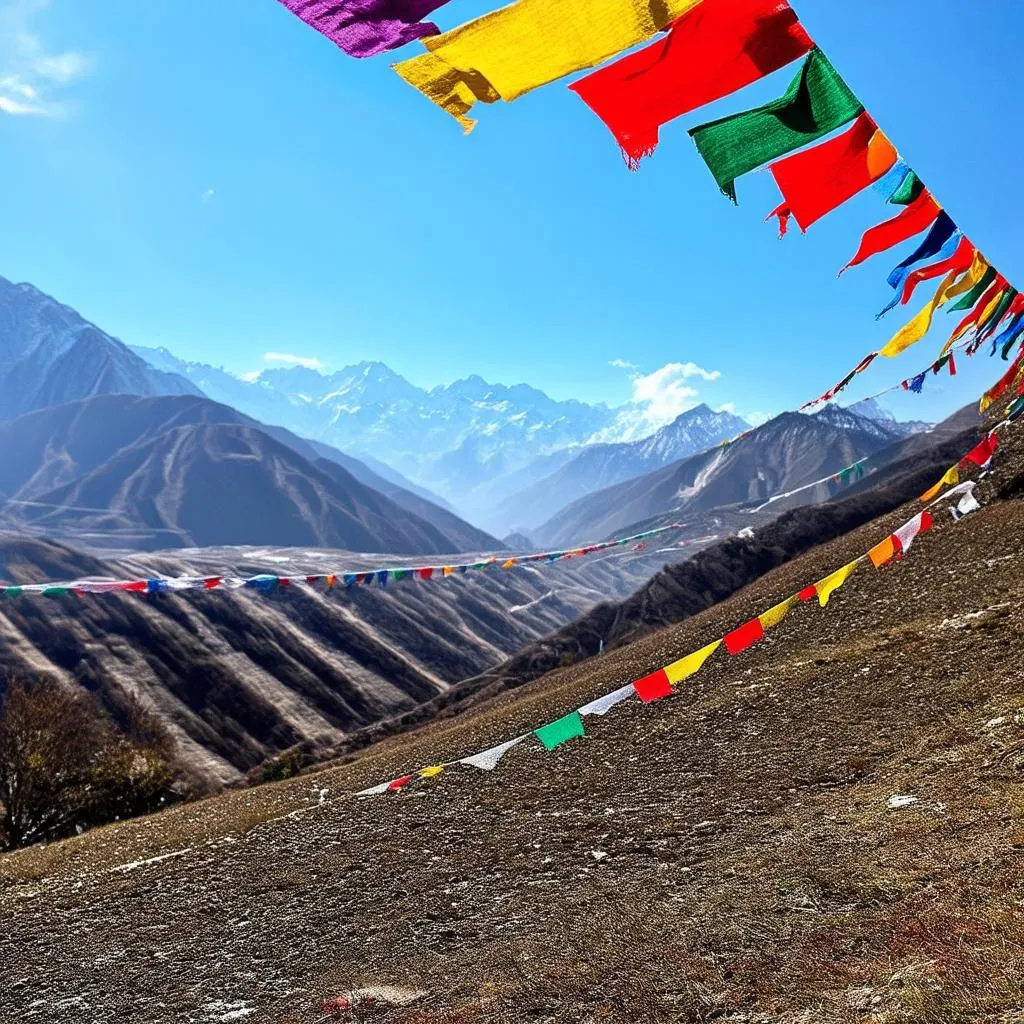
[277,0,448,58]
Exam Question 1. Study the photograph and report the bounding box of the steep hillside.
[492,404,750,533]
[0,534,676,786]
[0,276,199,419]
[533,406,927,547]
[1,406,1019,1023]
[0,394,499,553]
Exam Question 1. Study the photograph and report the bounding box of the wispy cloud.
[596,360,723,442]
[609,358,638,371]
[0,1,95,118]
[200,188,216,204]
[262,352,323,370]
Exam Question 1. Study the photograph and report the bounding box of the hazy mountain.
[491,404,750,534]
[0,276,200,420]
[0,394,500,554]
[131,347,620,503]
[532,406,923,547]
[846,397,931,435]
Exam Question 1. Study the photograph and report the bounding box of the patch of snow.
[111,847,191,874]
[887,795,918,810]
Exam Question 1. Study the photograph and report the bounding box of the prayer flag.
[841,189,940,273]
[570,0,813,166]
[689,49,863,202]
[814,559,860,607]
[724,618,765,655]
[356,781,393,796]
[393,0,702,132]
[888,168,925,205]
[949,265,997,312]
[920,465,959,503]
[893,511,933,558]
[798,585,817,601]
[579,683,635,717]
[460,735,528,771]
[633,668,673,703]
[418,765,445,778]
[961,433,999,467]
[878,264,975,358]
[758,594,799,630]
[664,639,722,684]
[948,275,1008,344]
[767,114,897,234]
[277,0,451,58]
[881,212,958,310]
[387,775,414,791]
[900,235,973,306]
[868,536,897,568]
[535,711,585,751]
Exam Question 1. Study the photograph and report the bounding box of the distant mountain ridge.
[532,406,927,547]
[0,276,201,419]
[0,394,500,554]
[490,404,750,534]
[132,345,622,505]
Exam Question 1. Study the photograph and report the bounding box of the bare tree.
[0,679,179,851]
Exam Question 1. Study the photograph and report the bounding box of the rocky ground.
[1,419,1022,1023]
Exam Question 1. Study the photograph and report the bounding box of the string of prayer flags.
[393,0,702,132]
[981,292,1023,346]
[356,473,991,800]
[276,0,450,58]
[633,668,674,703]
[881,212,959,309]
[813,559,861,607]
[949,265,998,313]
[569,0,813,167]
[724,617,765,655]
[841,188,941,275]
[688,48,863,202]
[534,711,585,751]
[767,113,897,236]
[948,274,1009,346]
[799,354,877,410]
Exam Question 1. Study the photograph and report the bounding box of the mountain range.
[0,394,500,554]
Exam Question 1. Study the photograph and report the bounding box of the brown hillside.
[0,417,1022,1022]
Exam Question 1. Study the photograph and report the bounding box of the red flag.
[633,668,673,703]
[724,618,765,655]
[797,585,817,602]
[387,775,414,792]
[768,114,897,235]
[950,276,1008,342]
[418,568,434,580]
[203,577,222,590]
[569,0,813,166]
[841,189,941,273]
[960,433,999,469]
[899,235,974,306]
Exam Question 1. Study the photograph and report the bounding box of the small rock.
[887,795,919,809]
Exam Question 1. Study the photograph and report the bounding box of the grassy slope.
[1,420,1022,1023]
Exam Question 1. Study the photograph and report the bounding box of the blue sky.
[2,0,1021,429]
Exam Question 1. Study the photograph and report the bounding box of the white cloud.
[262,352,323,370]
[595,360,723,443]
[609,358,638,371]
[717,402,736,415]
[200,188,216,204]
[0,1,95,118]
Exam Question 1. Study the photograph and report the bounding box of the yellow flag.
[419,765,445,778]
[939,252,991,355]
[879,261,979,358]
[394,0,702,131]
[443,566,455,577]
[758,595,799,630]
[815,560,861,607]
[974,287,1010,336]
[502,558,517,569]
[919,465,959,503]
[664,640,721,685]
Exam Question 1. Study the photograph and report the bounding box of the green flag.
[889,168,925,206]
[949,266,997,312]
[689,49,863,202]
[534,711,585,751]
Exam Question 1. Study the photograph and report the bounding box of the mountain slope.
[0,276,200,419]
[533,407,920,547]
[493,404,749,532]
[2,410,1019,1023]
[0,394,499,552]
[0,533,681,786]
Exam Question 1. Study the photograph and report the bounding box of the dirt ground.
[1,424,1022,1023]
